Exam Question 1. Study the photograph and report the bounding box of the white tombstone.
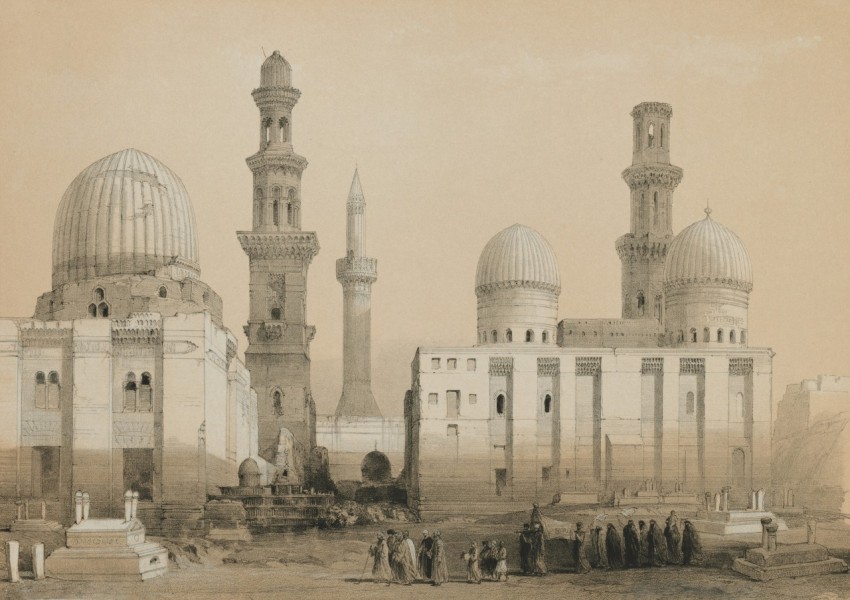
[5,541,19,582]
[714,492,721,512]
[74,491,83,525]
[131,491,139,519]
[123,490,133,522]
[750,490,757,510]
[757,489,765,511]
[82,492,90,521]
[32,543,45,580]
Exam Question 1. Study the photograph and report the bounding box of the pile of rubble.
[317,501,417,529]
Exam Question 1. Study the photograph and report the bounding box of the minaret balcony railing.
[336,256,377,279]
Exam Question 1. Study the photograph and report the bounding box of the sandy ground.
[2,514,849,599]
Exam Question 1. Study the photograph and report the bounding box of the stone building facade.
[405,103,773,517]
[0,149,262,530]
[237,51,320,483]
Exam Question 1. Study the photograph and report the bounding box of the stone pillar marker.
[123,490,133,522]
[766,523,779,551]
[32,543,45,580]
[722,486,730,512]
[40,500,47,520]
[131,491,139,519]
[15,500,22,520]
[760,517,772,550]
[82,492,90,521]
[807,518,818,544]
[23,501,29,520]
[5,540,19,582]
[714,492,721,512]
[74,490,83,524]
[757,489,765,511]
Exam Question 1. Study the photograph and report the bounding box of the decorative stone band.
[251,86,302,109]
[680,357,705,374]
[537,357,560,376]
[630,102,673,119]
[237,231,319,261]
[489,356,513,376]
[112,314,163,345]
[346,201,365,215]
[641,357,664,374]
[226,337,237,366]
[246,152,309,175]
[729,358,754,375]
[621,164,683,190]
[615,235,670,261]
[475,279,561,296]
[576,357,602,376]
[336,256,377,282]
[663,277,753,293]
[19,327,72,347]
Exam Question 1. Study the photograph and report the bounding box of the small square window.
[428,393,438,405]
[431,358,441,369]
[467,358,476,371]
[469,393,477,404]
[447,358,457,370]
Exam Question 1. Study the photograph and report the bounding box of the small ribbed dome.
[475,224,561,295]
[52,149,200,287]
[260,50,292,87]
[664,209,752,291]
[238,458,261,477]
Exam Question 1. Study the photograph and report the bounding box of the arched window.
[48,371,60,408]
[496,394,505,416]
[255,188,264,226]
[287,189,296,226]
[542,331,549,343]
[729,330,736,344]
[717,328,724,343]
[271,307,281,321]
[703,327,710,343]
[98,303,109,317]
[94,288,105,302]
[88,303,97,317]
[505,329,512,342]
[677,330,684,343]
[648,123,655,147]
[690,328,697,343]
[279,117,289,142]
[158,286,167,298]
[491,330,498,343]
[660,123,665,148]
[273,390,283,417]
[525,329,534,342]
[124,373,137,412]
[635,122,641,150]
[686,391,695,415]
[263,117,272,143]
[273,187,282,226]
[544,394,552,414]
[741,330,747,345]
[139,372,152,412]
[637,292,645,317]
[653,192,659,227]
[736,392,745,418]
[35,371,46,409]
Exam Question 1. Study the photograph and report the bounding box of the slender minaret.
[237,51,320,469]
[334,170,381,417]
[616,102,684,322]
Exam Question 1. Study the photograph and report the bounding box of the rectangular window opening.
[123,448,154,501]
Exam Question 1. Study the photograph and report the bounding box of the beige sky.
[1,0,848,417]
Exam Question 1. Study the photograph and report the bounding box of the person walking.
[370,532,392,583]
[573,522,592,574]
[431,531,449,586]
[465,541,482,583]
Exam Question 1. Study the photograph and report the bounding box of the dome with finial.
[260,50,292,87]
[664,208,752,292]
[475,224,561,296]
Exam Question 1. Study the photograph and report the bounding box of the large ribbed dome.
[52,149,200,287]
[260,50,292,87]
[475,224,561,295]
[664,209,752,291]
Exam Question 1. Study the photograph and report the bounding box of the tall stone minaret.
[237,51,320,470]
[334,169,381,417]
[616,102,683,322]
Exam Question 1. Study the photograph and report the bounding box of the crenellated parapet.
[335,256,377,284]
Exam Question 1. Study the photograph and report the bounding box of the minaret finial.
[705,199,712,217]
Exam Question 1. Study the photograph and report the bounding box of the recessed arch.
[495,393,506,416]
[361,450,392,483]
[505,329,512,342]
[543,394,552,414]
[525,329,534,343]
[158,286,167,298]
[717,328,724,343]
[272,389,283,417]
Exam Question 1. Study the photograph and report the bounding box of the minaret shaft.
[335,170,380,418]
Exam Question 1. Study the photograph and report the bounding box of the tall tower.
[237,51,320,471]
[334,170,381,417]
[616,102,683,321]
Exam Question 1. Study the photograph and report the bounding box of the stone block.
[733,556,848,581]
[744,543,829,567]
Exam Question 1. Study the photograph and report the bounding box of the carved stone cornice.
[237,231,319,262]
[621,164,683,190]
[226,338,237,366]
[336,257,377,284]
[246,152,308,176]
[630,102,673,119]
[616,235,670,262]
[489,357,513,376]
[251,86,301,110]
[112,314,162,345]
[19,327,72,347]
[576,357,602,376]
[537,357,560,376]
[663,277,753,294]
[475,279,560,297]
[729,358,754,376]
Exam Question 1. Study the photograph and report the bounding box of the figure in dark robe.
[370,533,392,583]
[494,541,508,581]
[431,531,449,586]
[592,525,608,569]
[682,520,703,566]
[530,503,545,534]
[638,520,649,567]
[648,519,668,566]
[530,524,547,575]
[465,542,482,583]
[418,530,433,580]
[664,517,682,565]
[573,522,592,574]
[623,520,640,568]
[605,523,624,569]
[480,540,493,579]
[519,524,533,574]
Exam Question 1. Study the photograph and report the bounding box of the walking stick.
[355,551,371,584]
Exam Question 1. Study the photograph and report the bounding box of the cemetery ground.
[1,506,849,599]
